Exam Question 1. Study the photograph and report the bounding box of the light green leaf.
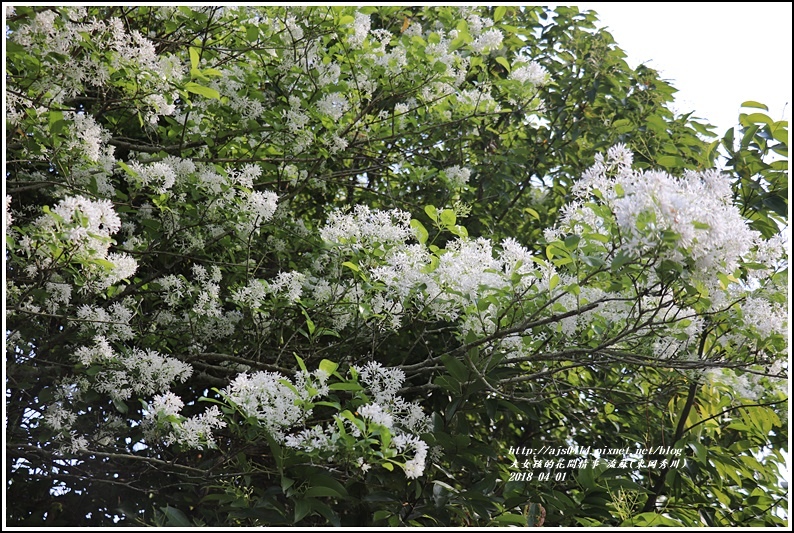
[741,100,769,111]
[341,261,360,272]
[439,209,456,227]
[318,359,338,376]
[410,219,428,244]
[189,46,200,71]
[185,82,220,99]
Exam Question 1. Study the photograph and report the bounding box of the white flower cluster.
[25,195,138,291]
[241,190,279,233]
[145,391,227,449]
[371,233,541,326]
[470,28,504,54]
[320,205,413,251]
[40,195,120,254]
[347,12,371,47]
[316,93,349,121]
[285,361,430,478]
[4,195,12,227]
[8,9,183,139]
[90,345,193,402]
[126,160,178,194]
[151,266,243,347]
[45,281,73,313]
[740,297,788,340]
[509,61,549,86]
[231,271,306,312]
[567,144,760,277]
[443,165,471,188]
[222,368,328,442]
[64,111,111,163]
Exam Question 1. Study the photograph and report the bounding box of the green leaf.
[318,359,338,376]
[160,505,192,527]
[741,112,773,127]
[410,219,429,244]
[185,82,220,99]
[657,155,686,168]
[294,498,312,523]
[307,475,348,498]
[564,234,580,250]
[424,205,438,222]
[621,512,685,527]
[741,100,769,111]
[495,56,510,72]
[646,115,667,134]
[439,209,456,227]
[189,47,200,71]
[441,354,470,383]
[341,261,360,273]
[610,250,632,271]
[494,5,507,22]
[112,397,129,414]
[328,382,364,391]
[48,110,65,134]
[612,118,633,133]
[304,486,344,498]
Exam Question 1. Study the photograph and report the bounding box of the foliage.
[4,5,788,527]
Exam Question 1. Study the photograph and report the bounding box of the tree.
[4,5,788,527]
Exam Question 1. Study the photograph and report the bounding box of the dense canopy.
[4,5,789,527]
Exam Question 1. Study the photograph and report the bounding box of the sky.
[564,2,792,136]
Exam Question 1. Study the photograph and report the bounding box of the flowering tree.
[4,5,788,527]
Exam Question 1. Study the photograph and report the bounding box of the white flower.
[320,205,413,250]
[4,195,12,227]
[316,93,349,121]
[740,297,788,339]
[470,28,503,53]
[443,165,471,188]
[509,61,548,86]
[270,271,306,302]
[354,361,406,404]
[222,371,309,442]
[347,12,371,47]
[74,335,116,365]
[358,403,394,429]
[173,405,226,449]
[567,149,760,276]
[148,391,184,418]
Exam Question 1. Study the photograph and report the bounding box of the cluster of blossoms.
[144,391,227,449]
[320,205,413,252]
[7,8,183,171]
[509,61,549,86]
[316,146,786,402]
[121,157,277,240]
[149,264,244,351]
[222,368,329,441]
[71,335,193,402]
[567,144,760,277]
[18,195,138,291]
[443,165,472,189]
[144,360,431,479]
[285,361,431,479]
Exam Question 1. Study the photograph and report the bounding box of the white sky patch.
[566,2,792,135]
